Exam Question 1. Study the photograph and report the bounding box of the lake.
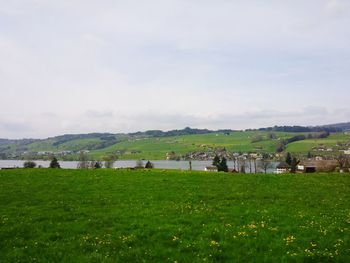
[0,160,277,173]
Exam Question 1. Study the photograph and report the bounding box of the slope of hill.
[89,131,302,160]
[285,133,350,153]
[1,126,349,160]
[320,122,350,131]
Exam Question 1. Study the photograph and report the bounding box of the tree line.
[22,153,155,170]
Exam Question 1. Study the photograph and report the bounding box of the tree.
[290,157,300,173]
[103,154,117,168]
[23,161,36,168]
[253,157,257,174]
[247,154,253,173]
[258,153,272,173]
[77,152,89,169]
[94,161,102,169]
[219,157,228,172]
[336,154,349,169]
[49,157,60,168]
[238,158,246,173]
[212,155,220,167]
[268,133,277,139]
[307,151,312,159]
[135,160,144,169]
[89,160,102,169]
[240,163,246,173]
[212,155,229,172]
[145,161,154,169]
[259,160,273,174]
[275,141,285,153]
[285,152,292,166]
[231,156,237,171]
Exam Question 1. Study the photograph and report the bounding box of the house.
[297,163,316,173]
[275,162,291,174]
[166,152,178,160]
[297,164,305,171]
[315,156,324,161]
[205,166,218,172]
[298,160,338,173]
[249,153,259,159]
[342,149,350,155]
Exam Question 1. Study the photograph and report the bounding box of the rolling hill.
[1,124,349,160]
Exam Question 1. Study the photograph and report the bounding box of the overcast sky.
[1,0,349,138]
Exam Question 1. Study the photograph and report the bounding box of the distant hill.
[0,123,349,160]
[0,138,38,146]
[129,127,225,137]
[320,122,350,132]
[254,123,349,133]
[49,133,118,148]
[0,128,226,159]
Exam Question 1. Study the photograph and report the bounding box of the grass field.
[90,131,309,160]
[0,169,349,262]
[3,131,350,160]
[286,133,350,154]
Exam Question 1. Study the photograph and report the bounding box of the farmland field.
[0,169,349,262]
[89,131,322,159]
[2,131,350,160]
[285,133,350,154]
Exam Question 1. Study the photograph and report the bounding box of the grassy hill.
[285,133,350,154]
[89,131,306,159]
[0,169,349,262]
[1,130,350,160]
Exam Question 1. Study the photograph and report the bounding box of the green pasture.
[27,138,104,152]
[5,131,350,160]
[286,133,350,154]
[90,131,303,159]
[0,169,349,262]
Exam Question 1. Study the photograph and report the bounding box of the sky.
[0,0,349,139]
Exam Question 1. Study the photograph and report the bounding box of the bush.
[49,157,61,168]
[23,161,36,168]
[212,155,228,172]
[275,141,285,153]
[77,152,89,169]
[93,161,102,169]
[145,161,154,169]
[102,154,117,168]
[89,161,102,169]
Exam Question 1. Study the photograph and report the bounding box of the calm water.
[0,160,277,173]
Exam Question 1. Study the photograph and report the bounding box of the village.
[165,147,350,174]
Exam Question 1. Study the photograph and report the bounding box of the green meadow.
[5,131,350,160]
[90,131,350,159]
[0,169,349,262]
[285,133,350,154]
[89,131,318,159]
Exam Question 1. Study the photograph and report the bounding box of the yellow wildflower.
[210,240,219,247]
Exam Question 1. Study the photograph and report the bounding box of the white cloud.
[325,0,349,16]
[0,0,349,138]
